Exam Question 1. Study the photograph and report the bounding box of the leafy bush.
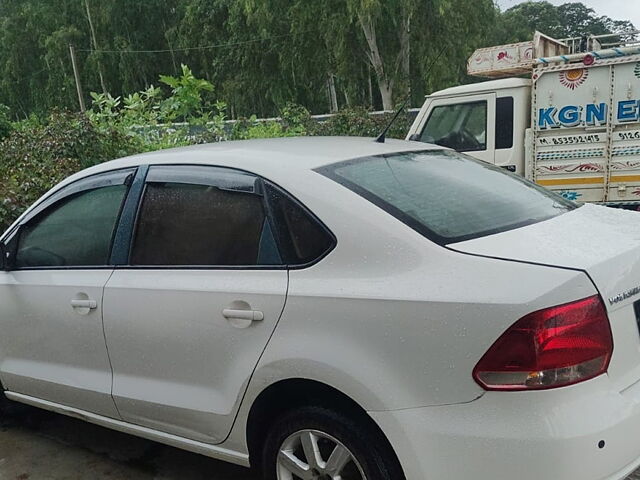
[0,66,415,230]
[230,103,311,140]
[0,111,140,231]
[0,104,13,140]
[88,64,227,149]
[229,102,411,141]
[308,106,411,139]
[159,64,216,124]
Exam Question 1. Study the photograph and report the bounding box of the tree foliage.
[0,1,635,118]
[496,1,636,43]
[0,82,414,231]
[0,111,140,231]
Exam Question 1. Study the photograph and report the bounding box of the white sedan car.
[2,136,640,480]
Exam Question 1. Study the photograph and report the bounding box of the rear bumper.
[370,374,640,480]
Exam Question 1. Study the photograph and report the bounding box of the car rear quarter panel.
[226,173,598,451]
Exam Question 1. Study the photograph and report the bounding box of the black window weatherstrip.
[124,164,264,268]
[5,167,138,271]
[257,178,286,263]
[2,163,336,271]
[115,163,336,270]
[17,167,137,229]
[144,164,259,194]
[110,165,149,265]
[262,179,337,269]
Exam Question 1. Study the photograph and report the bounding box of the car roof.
[82,136,441,175]
[40,136,445,208]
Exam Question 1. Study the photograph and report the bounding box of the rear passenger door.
[103,165,296,443]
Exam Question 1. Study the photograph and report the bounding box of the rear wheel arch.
[245,378,404,476]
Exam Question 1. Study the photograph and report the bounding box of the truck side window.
[495,97,514,149]
[420,101,487,152]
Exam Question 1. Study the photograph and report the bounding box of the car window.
[495,96,514,149]
[318,150,575,245]
[130,180,278,266]
[265,182,335,265]
[15,185,128,268]
[420,101,487,151]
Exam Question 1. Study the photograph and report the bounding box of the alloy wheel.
[277,429,367,480]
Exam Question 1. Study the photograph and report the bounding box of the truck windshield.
[420,101,487,151]
[317,150,575,244]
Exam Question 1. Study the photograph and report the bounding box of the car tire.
[261,405,404,480]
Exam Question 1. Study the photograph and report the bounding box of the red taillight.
[473,295,613,391]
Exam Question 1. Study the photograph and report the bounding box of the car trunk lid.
[450,203,640,391]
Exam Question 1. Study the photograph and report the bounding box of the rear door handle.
[222,308,264,321]
[70,299,97,309]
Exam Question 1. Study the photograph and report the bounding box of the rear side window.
[16,185,128,268]
[265,183,335,265]
[495,96,514,149]
[420,101,487,151]
[318,150,574,244]
[131,182,273,266]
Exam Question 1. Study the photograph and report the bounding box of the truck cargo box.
[532,57,640,203]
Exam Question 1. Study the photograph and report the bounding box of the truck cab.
[408,30,640,206]
[407,78,531,175]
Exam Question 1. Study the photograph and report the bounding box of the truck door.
[413,93,496,165]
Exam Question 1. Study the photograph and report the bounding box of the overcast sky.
[496,0,640,28]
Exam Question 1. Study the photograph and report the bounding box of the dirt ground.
[0,404,258,480]
[0,403,639,480]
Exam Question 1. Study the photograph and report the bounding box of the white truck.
[407,31,640,205]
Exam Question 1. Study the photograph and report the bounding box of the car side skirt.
[4,391,251,467]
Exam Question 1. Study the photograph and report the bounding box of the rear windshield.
[317,150,575,244]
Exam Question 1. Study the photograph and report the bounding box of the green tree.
[0,0,633,119]
[496,1,637,44]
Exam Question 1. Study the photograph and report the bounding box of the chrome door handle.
[222,308,264,321]
[70,299,97,309]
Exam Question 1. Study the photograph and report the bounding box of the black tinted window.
[496,97,514,149]
[131,182,273,266]
[319,150,574,244]
[266,183,335,265]
[16,185,128,267]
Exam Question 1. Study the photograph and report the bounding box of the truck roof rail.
[535,44,640,66]
[561,30,640,53]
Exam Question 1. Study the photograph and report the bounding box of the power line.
[77,31,304,54]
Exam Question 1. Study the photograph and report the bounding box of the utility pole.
[69,44,86,112]
[84,0,108,94]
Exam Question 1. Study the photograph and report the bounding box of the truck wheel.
[261,405,404,480]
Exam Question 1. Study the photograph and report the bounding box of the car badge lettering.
[608,285,640,305]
